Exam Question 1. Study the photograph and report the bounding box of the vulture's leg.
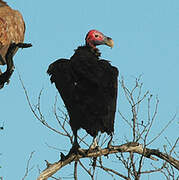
[73,129,80,149]
[67,129,86,156]
[69,129,80,154]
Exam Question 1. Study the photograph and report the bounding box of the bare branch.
[22,151,35,180]
[79,160,94,179]
[97,163,130,180]
[141,163,166,174]
[20,72,178,179]
[165,137,179,158]
[74,161,78,180]
[36,142,179,180]
[147,112,177,146]
[118,109,132,128]
[45,143,68,152]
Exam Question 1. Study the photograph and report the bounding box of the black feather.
[47,45,118,142]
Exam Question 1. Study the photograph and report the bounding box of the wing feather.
[48,47,119,137]
[0,3,25,65]
[70,55,118,136]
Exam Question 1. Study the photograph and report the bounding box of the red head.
[85,30,114,49]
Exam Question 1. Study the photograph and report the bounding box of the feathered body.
[0,0,25,65]
[48,45,118,140]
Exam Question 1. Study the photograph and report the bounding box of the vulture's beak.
[104,36,114,48]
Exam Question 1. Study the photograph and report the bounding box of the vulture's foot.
[71,142,80,152]
[68,142,85,156]
[88,145,101,154]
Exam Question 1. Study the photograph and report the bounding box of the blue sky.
[0,0,178,179]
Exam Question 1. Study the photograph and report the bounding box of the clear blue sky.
[0,0,178,179]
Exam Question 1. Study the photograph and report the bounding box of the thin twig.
[79,160,93,179]
[118,110,132,128]
[165,137,179,158]
[74,161,78,180]
[22,151,35,180]
[147,112,177,146]
[97,161,130,180]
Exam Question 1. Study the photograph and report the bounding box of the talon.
[68,143,85,157]
[107,135,113,149]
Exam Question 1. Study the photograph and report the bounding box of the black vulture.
[47,30,118,150]
[0,0,31,89]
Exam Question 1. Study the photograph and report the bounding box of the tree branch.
[22,151,35,180]
[36,142,179,180]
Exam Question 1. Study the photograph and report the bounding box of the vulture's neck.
[73,46,101,59]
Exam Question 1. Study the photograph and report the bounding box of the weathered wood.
[37,142,179,180]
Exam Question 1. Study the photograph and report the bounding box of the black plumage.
[47,30,118,149]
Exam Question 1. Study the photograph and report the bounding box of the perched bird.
[47,30,118,151]
[0,0,31,89]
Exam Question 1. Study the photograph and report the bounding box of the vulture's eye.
[95,34,99,38]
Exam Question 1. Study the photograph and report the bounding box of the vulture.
[0,0,31,89]
[47,30,118,150]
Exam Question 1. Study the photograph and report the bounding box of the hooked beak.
[104,36,114,48]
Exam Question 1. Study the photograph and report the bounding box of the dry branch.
[22,151,35,180]
[36,142,179,180]
[18,74,178,179]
